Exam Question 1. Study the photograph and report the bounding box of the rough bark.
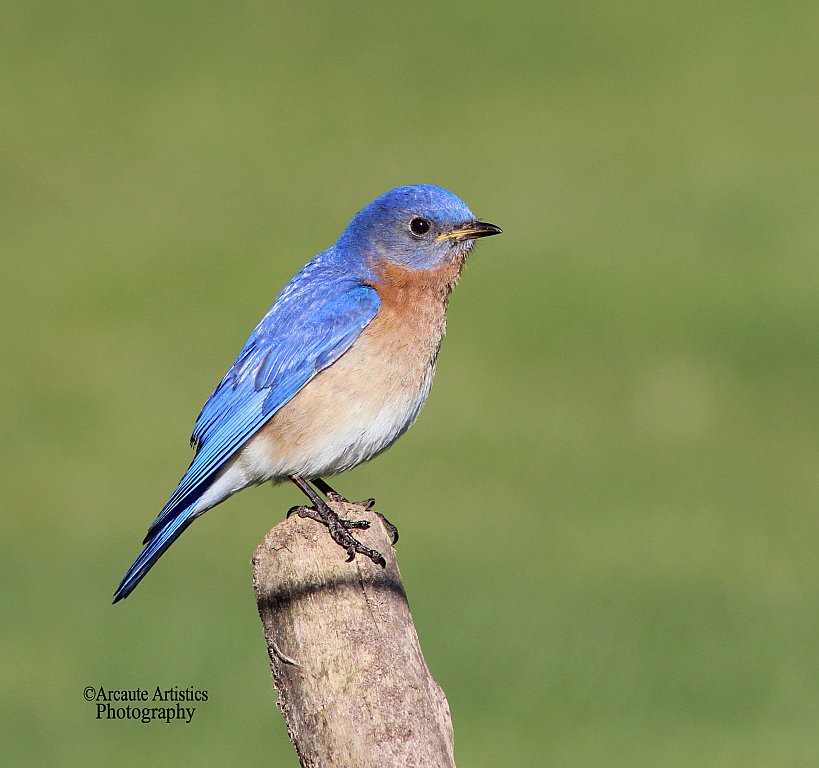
[252,502,456,768]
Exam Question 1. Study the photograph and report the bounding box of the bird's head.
[337,184,501,273]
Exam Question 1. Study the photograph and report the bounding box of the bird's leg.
[313,478,399,545]
[288,475,386,567]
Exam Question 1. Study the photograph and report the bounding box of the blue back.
[145,251,380,541]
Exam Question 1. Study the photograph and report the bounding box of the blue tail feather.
[113,504,198,603]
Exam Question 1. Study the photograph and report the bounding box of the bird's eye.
[409,217,431,236]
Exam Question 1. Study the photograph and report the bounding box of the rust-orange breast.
[234,256,467,480]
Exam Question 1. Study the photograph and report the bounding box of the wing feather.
[144,255,380,541]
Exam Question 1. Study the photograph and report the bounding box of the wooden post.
[252,501,456,768]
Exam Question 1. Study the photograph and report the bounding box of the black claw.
[354,542,387,568]
[373,511,399,544]
[336,537,386,568]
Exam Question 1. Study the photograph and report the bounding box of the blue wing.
[113,254,380,601]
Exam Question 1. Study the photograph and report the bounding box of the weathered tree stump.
[252,502,456,768]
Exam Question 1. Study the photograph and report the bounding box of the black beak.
[439,220,503,243]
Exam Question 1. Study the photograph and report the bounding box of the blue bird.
[113,184,501,602]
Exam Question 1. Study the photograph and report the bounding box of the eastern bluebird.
[114,184,501,602]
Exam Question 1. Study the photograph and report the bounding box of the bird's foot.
[312,479,398,543]
[321,495,398,543]
[326,516,387,568]
[287,504,370,530]
[327,491,398,544]
[286,504,386,568]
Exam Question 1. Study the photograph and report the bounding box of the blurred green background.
[2,1,818,765]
